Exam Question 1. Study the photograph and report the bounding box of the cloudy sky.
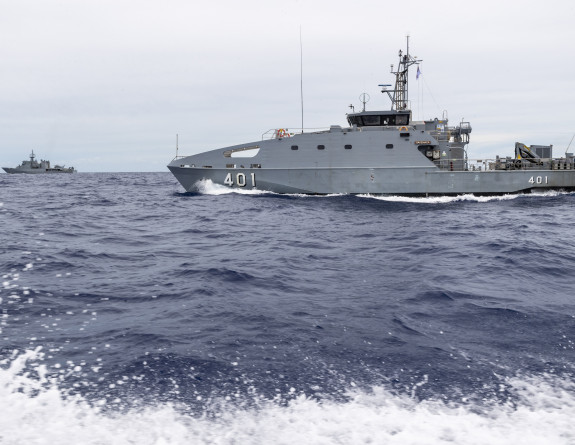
[1,0,574,172]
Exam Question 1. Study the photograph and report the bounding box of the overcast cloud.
[1,0,574,171]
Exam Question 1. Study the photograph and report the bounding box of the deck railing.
[261,127,332,140]
[446,158,574,172]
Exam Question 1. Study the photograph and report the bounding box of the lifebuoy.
[399,126,409,132]
[278,129,285,137]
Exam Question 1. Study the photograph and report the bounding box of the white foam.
[194,179,270,195]
[359,190,573,204]
[192,182,573,203]
[358,193,521,204]
[1,349,574,445]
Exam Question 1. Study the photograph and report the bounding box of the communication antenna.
[566,133,575,154]
[176,134,179,158]
[300,26,304,134]
[359,93,370,112]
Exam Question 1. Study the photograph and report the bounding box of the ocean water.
[1,172,574,444]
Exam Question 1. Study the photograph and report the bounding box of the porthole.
[291,145,299,150]
[386,144,394,149]
[345,144,352,150]
[317,145,325,150]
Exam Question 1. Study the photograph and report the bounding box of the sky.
[1,0,574,172]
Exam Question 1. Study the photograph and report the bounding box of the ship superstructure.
[2,150,76,174]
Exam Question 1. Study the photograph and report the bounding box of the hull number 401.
[529,176,548,184]
[224,172,256,187]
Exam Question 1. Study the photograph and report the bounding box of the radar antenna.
[379,35,422,111]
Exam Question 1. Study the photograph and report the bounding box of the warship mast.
[381,36,421,111]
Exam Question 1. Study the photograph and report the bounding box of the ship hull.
[168,165,575,196]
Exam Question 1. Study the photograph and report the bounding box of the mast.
[380,36,421,111]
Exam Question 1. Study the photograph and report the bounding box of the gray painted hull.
[168,164,575,195]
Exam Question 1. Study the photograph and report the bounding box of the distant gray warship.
[168,41,575,195]
[2,150,76,174]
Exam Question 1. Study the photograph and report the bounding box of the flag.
[416,66,421,80]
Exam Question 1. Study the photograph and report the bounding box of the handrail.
[262,127,331,140]
[441,157,573,172]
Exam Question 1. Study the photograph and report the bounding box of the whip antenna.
[300,26,304,134]
[566,133,575,154]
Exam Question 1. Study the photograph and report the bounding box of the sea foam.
[193,180,572,203]
[1,349,573,445]
[194,179,269,196]
[358,190,571,204]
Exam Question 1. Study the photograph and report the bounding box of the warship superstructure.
[2,150,76,174]
[168,41,575,195]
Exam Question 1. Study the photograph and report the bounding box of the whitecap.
[194,179,270,196]
[358,190,573,204]
[1,350,574,445]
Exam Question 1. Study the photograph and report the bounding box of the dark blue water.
[1,172,574,443]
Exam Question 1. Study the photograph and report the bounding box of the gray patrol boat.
[2,150,76,174]
[168,42,575,195]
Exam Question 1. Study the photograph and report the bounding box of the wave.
[359,193,520,204]
[358,190,573,204]
[172,266,257,282]
[194,179,271,195]
[191,181,575,204]
[1,349,574,445]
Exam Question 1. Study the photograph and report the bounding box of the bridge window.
[395,114,409,125]
[362,115,380,126]
[347,113,410,127]
[348,116,362,126]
